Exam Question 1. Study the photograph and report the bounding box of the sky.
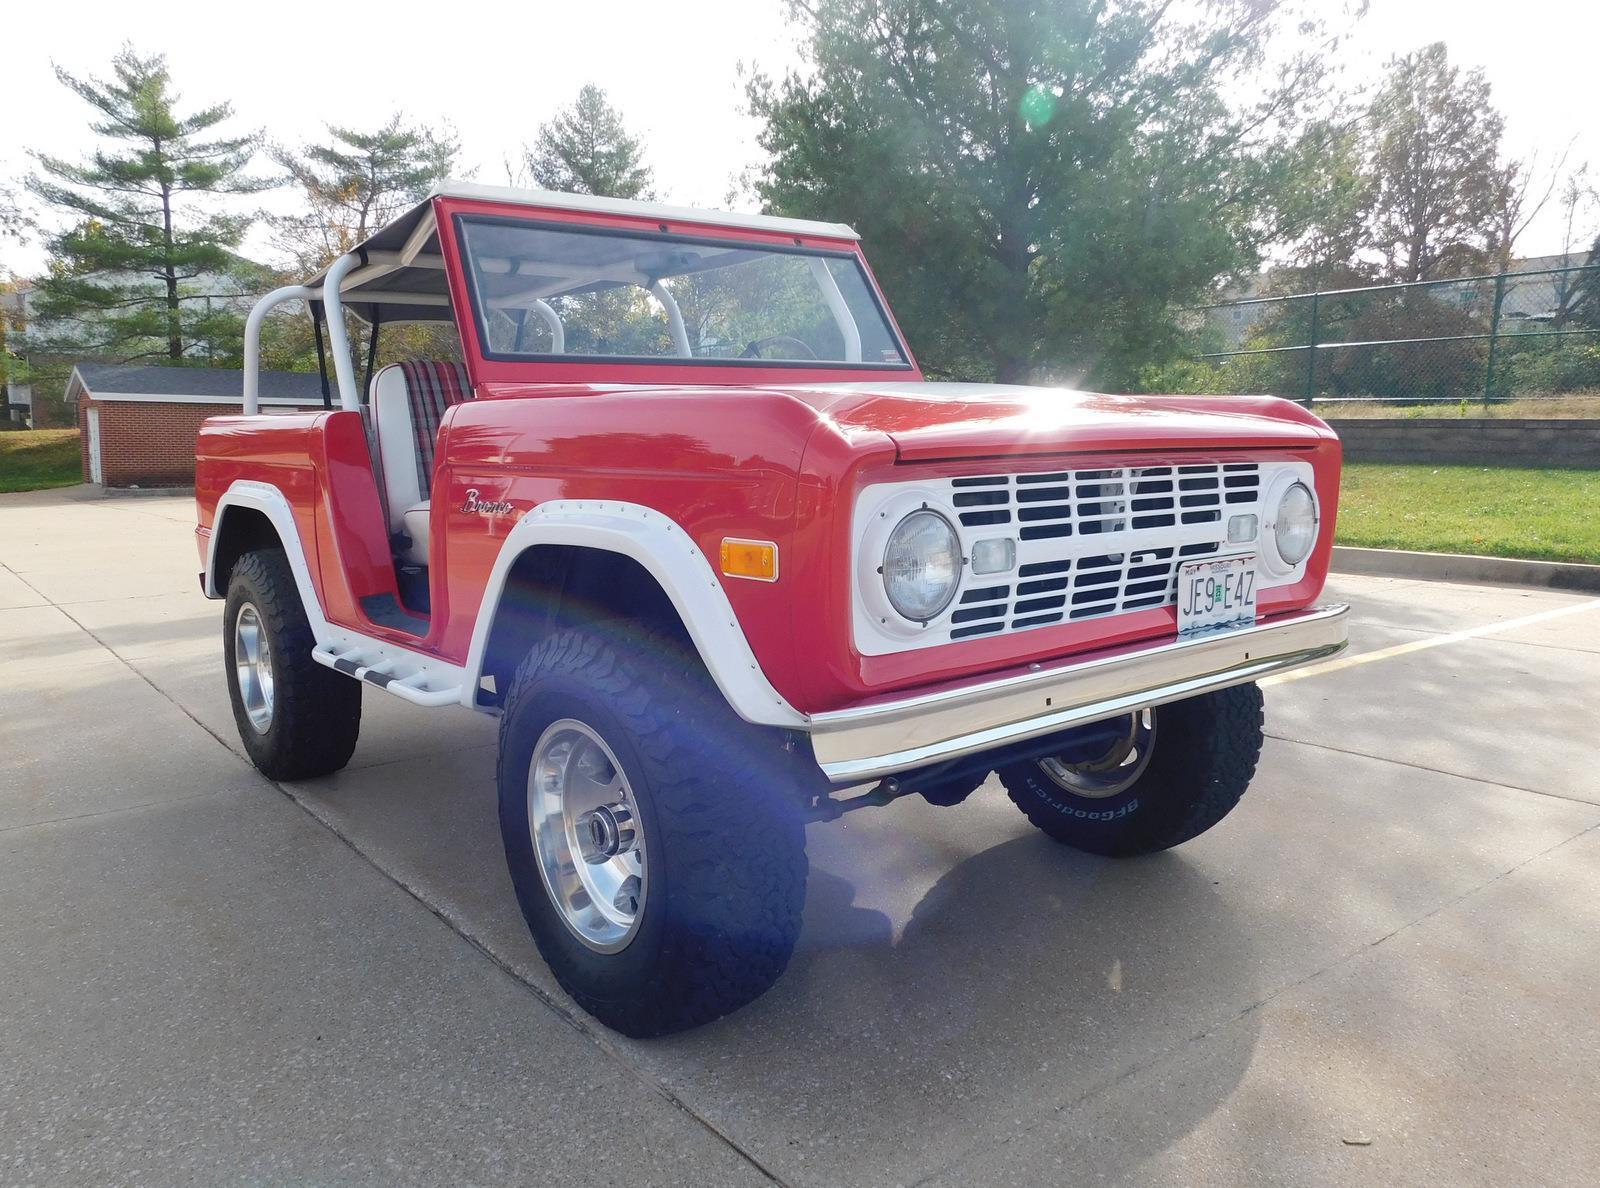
[3,0,1595,277]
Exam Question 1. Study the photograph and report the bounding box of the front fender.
[461,500,807,728]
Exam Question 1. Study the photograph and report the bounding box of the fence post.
[1483,272,1506,407]
[1302,291,1320,408]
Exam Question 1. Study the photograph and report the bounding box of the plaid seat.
[399,359,472,499]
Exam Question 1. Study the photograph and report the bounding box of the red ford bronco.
[197,182,1348,1035]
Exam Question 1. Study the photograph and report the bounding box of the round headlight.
[882,509,961,622]
[1273,482,1317,566]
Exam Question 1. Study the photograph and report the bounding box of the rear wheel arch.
[209,505,284,596]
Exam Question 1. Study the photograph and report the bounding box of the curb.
[1331,546,1600,594]
[85,483,195,500]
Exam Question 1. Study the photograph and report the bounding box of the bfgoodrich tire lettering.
[223,549,361,780]
[997,684,1264,857]
[497,625,809,1037]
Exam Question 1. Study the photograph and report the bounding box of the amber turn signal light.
[720,538,779,582]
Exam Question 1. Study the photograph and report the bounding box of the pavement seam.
[1263,731,1600,808]
[272,783,790,1186]
[7,565,790,1187]
[909,815,1600,1187]
[0,787,238,836]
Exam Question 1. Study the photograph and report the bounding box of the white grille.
[852,459,1313,655]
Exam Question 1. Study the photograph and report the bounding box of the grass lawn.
[1320,394,1600,419]
[1337,463,1600,565]
[0,429,82,494]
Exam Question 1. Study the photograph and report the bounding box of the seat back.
[371,360,472,533]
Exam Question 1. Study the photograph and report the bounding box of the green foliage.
[527,86,653,200]
[271,114,459,272]
[1134,351,1289,398]
[748,0,1344,386]
[24,45,271,368]
[1495,337,1600,396]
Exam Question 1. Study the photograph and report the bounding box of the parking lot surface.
[3,485,1598,1187]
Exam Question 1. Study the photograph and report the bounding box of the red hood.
[778,382,1335,461]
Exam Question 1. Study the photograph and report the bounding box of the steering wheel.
[739,334,818,360]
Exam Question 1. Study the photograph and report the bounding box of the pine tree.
[264,116,463,374]
[26,45,271,364]
[0,185,28,257]
[272,115,460,271]
[527,86,654,200]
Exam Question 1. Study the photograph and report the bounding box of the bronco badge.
[462,488,515,516]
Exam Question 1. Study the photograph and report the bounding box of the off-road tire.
[224,549,361,780]
[997,684,1263,857]
[497,625,809,1037]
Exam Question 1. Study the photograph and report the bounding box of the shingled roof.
[68,363,327,405]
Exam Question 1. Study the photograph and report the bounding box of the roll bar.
[242,252,362,415]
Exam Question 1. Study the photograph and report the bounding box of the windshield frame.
[452,212,916,374]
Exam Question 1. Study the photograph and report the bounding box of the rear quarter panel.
[196,411,402,628]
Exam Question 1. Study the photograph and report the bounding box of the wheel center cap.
[576,803,636,864]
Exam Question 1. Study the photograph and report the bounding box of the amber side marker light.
[720,538,779,582]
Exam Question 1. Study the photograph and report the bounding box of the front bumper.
[807,604,1349,784]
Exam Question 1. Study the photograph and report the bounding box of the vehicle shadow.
[642,811,1264,1186]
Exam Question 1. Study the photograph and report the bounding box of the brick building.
[67,364,327,488]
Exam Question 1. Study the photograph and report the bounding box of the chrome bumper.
[807,604,1349,784]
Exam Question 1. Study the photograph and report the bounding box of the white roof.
[424,179,860,241]
[305,180,861,324]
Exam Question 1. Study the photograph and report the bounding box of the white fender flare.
[462,500,807,728]
[205,481,324,609]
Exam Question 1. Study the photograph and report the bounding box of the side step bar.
[311,643,462,707]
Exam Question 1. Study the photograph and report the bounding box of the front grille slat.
[914,461,1268,643]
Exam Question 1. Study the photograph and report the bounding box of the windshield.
[457,217,909,367]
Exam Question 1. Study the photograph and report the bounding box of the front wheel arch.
[476,545,693,708]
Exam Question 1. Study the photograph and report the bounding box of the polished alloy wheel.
[233,602,276,734]
[527,719,647,953]
[1037,708,1156,799]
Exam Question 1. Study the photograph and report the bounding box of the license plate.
[1177,554,1257,638]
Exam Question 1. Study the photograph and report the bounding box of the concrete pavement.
[2,486,1597,1186]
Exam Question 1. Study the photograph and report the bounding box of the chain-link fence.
[1180,263,1600,411]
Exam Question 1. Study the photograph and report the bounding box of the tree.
[527,85,654,199]
[265,116,463,375]
[1549,165,1597,326]
[749,0,1343,385]
[1568,234,1600,331]
[25,45,271,364]
[1364,43,1504,283]
[1274,122,1380,291]
[271,114,460,272]
[0,185,29,256]
[1486,149,1566,274]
